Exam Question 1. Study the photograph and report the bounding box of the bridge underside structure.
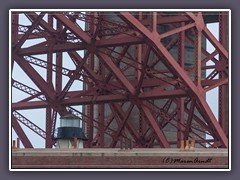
[11,11,229,149]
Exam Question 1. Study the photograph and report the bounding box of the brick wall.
[12,155,228,169]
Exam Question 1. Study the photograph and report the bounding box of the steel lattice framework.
[11,10,229,148]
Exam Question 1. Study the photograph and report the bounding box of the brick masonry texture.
[11,148,229,169]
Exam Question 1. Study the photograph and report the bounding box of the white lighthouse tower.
[54,114,87,149]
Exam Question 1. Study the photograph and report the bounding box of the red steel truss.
[11,11,229,148]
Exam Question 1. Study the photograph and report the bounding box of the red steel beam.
[194,28,202,87]
[152,12,157,32]
[11,13,18,47]
[186,12,228,60]
[26,12,55,34]
[184,100,196,141]
[84,17,95,146]
[12,88,188,110]
[97,50,136,95]
[11,13,18,71]
[119,12,228,148]
[109,103,140,143]
[68,51,101,82]
[45,107,53,148]
[56,51,90,101]
[96,58,105,148]
[12,101,48,110]
[12,111,46,139]
[97,103,105,147]
[13,13,45,52]
[18,35,143,56]
[141,103,170,148]
[177,21,185,147]
[218,13,228,135]
[136,46,151,94]
[141,15,191,26]
[12,116,33,148]
[13,54,56,100]
[159,23,196,40]
[45,14,54,148]
[55,22,63,97]
[53,14,91,44]
[203,26,228,60]
[12,79,46,101]
[185,32,219,64]
[203,78,228,92]
[109,103,135,147]
[139,89,186,100]
[18,42,85,56]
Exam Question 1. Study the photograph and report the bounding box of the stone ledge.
[11,148,229,169]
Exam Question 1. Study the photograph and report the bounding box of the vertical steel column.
[85,52,94,147]
[97,103,104,147]
[11,13,18,46]
[194,28,202,87]
[218,12,228,136]
[86,103,94,147]
[136,12,147,138]
[55,21,63,97]
[152,12,157,33]
[137,45,147,136]
[177,21,185,147]
[45,102,53,147]
[11,13,18,71]
[97,53,105,147]
[94,12,105,148]
[184,100,196,141]
[46,14,54,148]
[85,12,97,147]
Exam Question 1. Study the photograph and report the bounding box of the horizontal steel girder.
[12,89,187,110]
[18,36,144,56]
